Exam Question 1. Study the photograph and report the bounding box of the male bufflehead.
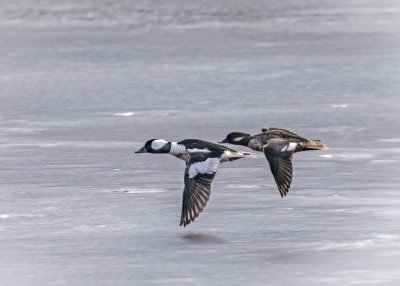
[219,127,327,197]
[135,139,255,226]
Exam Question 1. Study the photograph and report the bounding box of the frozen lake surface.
[1,1,400,285]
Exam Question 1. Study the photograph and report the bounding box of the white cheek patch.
[187,148,211,153]
[234,137,244,142]
[188,158,219,178]
[151,139,167,149]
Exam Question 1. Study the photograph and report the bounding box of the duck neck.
[169,142,187,155]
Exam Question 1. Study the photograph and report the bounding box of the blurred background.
[1,0,400,285]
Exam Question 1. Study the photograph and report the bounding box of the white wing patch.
[187,148,211,153]
[281,142,297,152]
[151,139,167,150]
[188,158,219,178]
[287,142,297,151]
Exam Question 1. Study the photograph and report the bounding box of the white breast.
[170,142,187,155]
[170,142,189,162]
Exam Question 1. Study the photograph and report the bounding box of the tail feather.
[304,139,327,150]
[241,151,257,158]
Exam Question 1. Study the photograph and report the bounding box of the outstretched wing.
[263,140,296,197]
[180,152,220,226]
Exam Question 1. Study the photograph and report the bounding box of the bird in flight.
[135,138,255,226]
[219,127,327,197]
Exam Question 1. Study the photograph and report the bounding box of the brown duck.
[219,127,327,197]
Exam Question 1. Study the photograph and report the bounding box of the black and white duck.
[135,139,255,226]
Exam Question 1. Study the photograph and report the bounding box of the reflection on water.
[182,232,225,244]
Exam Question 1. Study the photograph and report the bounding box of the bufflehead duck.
[135,139,255,226]
[219,127,327,197]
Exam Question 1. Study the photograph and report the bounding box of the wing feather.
[263,140,294,197]
[180,153,220,226]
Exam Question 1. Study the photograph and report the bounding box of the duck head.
[135,139,172,153]
[219,132,250,146]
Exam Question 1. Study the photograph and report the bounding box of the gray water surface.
[1,1,400,285]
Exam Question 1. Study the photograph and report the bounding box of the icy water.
[1,1,400,285]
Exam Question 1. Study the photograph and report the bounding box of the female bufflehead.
[219,127,327,197]
[135,139,255,226]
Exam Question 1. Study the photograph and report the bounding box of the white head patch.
[151,139,167,150]
[234,137,244,142]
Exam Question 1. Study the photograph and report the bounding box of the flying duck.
[135,139,255,226]
[219,127,327,197]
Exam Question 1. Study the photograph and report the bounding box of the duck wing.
[180,152,220,226]
[261,127,302,139]
[263,139,295,197]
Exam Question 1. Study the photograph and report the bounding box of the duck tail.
[304,139,327,151]
[240,151,257,158]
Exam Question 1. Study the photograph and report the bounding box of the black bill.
[135,146,147,153]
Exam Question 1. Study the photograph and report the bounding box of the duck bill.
[218,138,228,144]
[135,146,147,153]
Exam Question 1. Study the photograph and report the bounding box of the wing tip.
[277,181,291,198]
[180,208,200,227]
